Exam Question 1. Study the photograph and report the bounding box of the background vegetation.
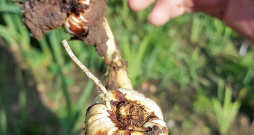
[0,0,254,135]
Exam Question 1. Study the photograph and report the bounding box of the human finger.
[128,0,155,11]
[149,0,185,26]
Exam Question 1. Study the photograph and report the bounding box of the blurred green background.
[0,0,254,135]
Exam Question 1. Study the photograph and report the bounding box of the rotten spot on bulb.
[145,125,168,135]
[114,89,127,101]
[109,90,157,130]
[85,89,168,135]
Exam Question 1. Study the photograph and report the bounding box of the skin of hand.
[128,0,254,41]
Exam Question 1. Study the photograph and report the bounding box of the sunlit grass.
[212,87,247,134]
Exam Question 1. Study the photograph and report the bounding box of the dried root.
[62,39,111,110]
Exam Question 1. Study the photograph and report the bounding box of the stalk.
[102,18,133,90]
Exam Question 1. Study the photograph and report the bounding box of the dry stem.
[62,39,111,110]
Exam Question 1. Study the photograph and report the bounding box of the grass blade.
[0,98,7,135]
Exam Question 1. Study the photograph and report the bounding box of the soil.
[22,0,67,39]
[78,0,108,57]
[22,0,108,57]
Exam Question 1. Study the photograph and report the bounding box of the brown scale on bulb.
[63,0,91,35]
[64,11,88,35]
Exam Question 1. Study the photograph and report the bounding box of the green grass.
[212,87,247,134]
[0,49,7,135]
[0,0,254,134]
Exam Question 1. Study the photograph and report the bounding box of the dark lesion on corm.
[145,125,166,135]
[108,90,158,131]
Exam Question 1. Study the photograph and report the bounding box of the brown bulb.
[85,89,169,135]
[64,12,88,35]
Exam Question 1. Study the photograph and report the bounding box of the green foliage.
[182,120,193,130]
[0,97,7,135]
[212,87,247,134]
[193,94,212,114]
[0,37,7,135]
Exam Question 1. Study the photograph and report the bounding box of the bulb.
[85,88,168,135]
[64,12,88,35]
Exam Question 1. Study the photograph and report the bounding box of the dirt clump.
[22,0,108,57]
[22,0,67,39]
[76,0,108,57]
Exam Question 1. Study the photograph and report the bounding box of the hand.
[128,0,228,26]
[128,0,254,41]
[128,0,194,26]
